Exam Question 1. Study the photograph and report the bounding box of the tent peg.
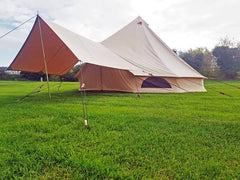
[85,119,90,129]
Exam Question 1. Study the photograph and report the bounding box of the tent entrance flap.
[141,77,172,88]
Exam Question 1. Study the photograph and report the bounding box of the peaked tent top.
[102,16,204,78]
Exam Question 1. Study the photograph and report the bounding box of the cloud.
[1,0,240,66]
[151,0,240,50]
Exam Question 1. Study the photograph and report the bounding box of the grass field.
[0,80,240,179]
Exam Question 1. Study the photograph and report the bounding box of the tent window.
[141,77,171,88]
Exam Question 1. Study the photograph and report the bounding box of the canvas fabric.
[9,15,206,93]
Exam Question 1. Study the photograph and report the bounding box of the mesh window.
[141,77,171,88]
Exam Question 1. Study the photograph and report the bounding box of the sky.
[0,0,240,66]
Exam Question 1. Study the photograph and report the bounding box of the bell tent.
[9,15,206,93]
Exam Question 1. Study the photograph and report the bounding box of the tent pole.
[38,15,51,100]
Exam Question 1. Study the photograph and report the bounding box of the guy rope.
[79,69,90,129]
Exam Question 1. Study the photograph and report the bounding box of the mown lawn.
[0,80,240,179]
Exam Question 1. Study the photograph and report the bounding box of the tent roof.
[9,15,204,78]
[102,16,204,78]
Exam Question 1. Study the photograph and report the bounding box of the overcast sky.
[0,0,240,66]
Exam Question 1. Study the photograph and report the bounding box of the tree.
[180,48,204,72]
[0,67,7,75]
[20,72,45,81]
[201,49,219,78]
[180,48,218,77]
[60,64,82,81]
[212,37,240,79]
[218,36,235,47]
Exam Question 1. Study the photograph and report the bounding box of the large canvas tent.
[9,15,206,93]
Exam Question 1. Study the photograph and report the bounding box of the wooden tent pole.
[38,15,51,99]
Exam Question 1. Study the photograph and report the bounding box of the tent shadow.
[52,89,136,99]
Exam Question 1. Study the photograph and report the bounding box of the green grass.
[0,80,240,179]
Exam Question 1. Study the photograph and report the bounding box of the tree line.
[0,64,82,81]
[179,37,240,79]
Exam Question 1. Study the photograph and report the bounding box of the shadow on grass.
[1,81,219,107]
[1,88,140,106]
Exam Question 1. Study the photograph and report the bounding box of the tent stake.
[85,119,89,129]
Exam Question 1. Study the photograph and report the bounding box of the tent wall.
[76,63,136,92]
[76,64,206,93]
